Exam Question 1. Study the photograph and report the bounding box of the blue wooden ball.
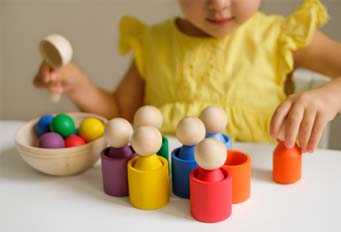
[35,114,54,137]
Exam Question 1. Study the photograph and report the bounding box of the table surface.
[1,120,341,232]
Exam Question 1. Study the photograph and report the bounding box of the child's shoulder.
[119,16,175,38]
[245,0,329,45]
[254,0,328,32]
[247,12,284,34]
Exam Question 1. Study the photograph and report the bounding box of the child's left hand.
[270,78,341,153]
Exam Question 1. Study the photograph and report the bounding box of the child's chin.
[204,25,238,38]
[207,29,235,38]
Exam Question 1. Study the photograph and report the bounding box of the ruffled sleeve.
[279,0,329,75]
[119,16,147,78]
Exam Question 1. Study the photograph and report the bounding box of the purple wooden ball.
[38,132,65,149]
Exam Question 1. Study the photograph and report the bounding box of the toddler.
[33,0,341,153]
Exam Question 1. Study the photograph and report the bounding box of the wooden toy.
[224,150,251,203]
[50,113,75,138]
[194,138,227,182]
[38,132,65,148]
[200,106,232,149]
[127,126,169,209]
[190,138,232,223]
[39,34,73,102]
[65,135,86,147]
[15,112,108,176]
[35,114,54,137]
[78,118,104,142]
[101,118,135,196]
[133,105,163,129]
[104,118,133,153]
[273,141,302,184]
[130,126,163,170]
[133,105,169,161]
[175,117,206,159]
[171,117,205,198]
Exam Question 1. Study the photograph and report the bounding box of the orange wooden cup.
[224,150,251,204]
[273,142,302,184]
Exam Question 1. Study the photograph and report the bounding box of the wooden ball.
[200,106,228,133]
[65,135,86,147]
[176,117,206,146]
[78,118,104,142]
[50,113,75,138]
[194,138,227,170]
[35,114,54,137]
[133,105,163,129]
[104,118,133,148]
[38,132,65,149]
[131,126,162,156]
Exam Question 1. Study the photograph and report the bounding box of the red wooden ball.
[65,135,86,148]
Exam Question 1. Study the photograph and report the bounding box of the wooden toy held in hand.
[127,126,169,210]
[273,141,302,184]
[190,138,232,223]
[39,34,73,102]
[171,117,206,198]
[101,118,135,196]
[200,106,232,149]
[133,105,169,161]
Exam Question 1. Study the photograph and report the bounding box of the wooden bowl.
[15,112,108,176]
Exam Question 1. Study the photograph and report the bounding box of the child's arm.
[33,61,144,121]
[270,31,341,152]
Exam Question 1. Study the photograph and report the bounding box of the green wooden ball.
[51,113,75,138]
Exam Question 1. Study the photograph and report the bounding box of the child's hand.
[270,78,341,153]
[33,62,82,94]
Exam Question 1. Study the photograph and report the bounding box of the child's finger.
[284,103,304,148]
[297,110,316,152]
[33,74,45,88]
[307,114,327,153]
[50,69,68,84]
[276,124,285,141]
[270,101,292,138]
[49,82,64,93]
[41,63,52,83]
[50,71,58,81]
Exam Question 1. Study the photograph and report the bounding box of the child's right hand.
[270,77,341,153]
[33,62,81,94]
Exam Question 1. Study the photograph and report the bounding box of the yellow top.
[119,0,329,143]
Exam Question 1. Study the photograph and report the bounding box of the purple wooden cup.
[101,146,135,196]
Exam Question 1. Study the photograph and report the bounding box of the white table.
[1,121,340,232]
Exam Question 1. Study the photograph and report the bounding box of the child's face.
[178,0,261,38]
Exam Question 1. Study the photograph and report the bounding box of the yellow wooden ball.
[78,118,105,142]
